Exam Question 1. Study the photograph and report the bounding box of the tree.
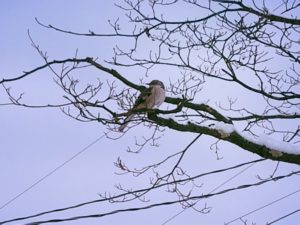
[1,0,300,224]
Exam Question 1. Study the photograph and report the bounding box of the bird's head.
[147,80,165,90]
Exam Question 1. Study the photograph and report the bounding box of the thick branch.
[0,58,90,84]
[148,113,300,165]
[214,0,300,25]
[4,58,299,164]
[164,97,232,123]
[86,58,145,91]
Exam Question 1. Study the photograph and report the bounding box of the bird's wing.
[119,87,153,132]
[134,86,153,108]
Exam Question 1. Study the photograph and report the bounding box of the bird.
[118,80,166,132]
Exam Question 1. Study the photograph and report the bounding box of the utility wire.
[10,170,299,225]
[0,132,108,211]
[162,159,258,225]
[225,189,300,225]
[267,208,300,225]
[0,159,265,224]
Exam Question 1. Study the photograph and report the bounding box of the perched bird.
[118,80,166,132]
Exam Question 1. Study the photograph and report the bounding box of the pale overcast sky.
[1,1,299,225]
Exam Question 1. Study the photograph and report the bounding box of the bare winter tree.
[1,0,300,224]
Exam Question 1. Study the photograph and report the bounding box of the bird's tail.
[118,114,134,132]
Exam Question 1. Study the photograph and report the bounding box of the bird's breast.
[152,86,166,107]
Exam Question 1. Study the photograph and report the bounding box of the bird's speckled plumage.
[119,80,166,132]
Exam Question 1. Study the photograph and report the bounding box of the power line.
[267,208,300,225]
[0,132,108,211]
[162,159,258,225]
[0,159,266,224]
[2,168,298,225]
[225,189,300,225]
[8,170,299,225]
